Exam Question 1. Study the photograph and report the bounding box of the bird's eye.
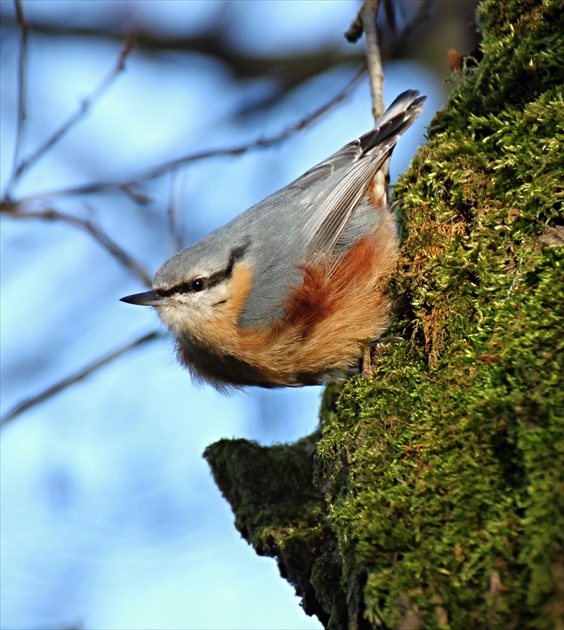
[191,278,206,292]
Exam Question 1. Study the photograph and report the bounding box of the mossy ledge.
[204,0,563,627]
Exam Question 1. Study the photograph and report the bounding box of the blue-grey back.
[154,90,425,327]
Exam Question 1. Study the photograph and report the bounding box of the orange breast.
[176,210,399,388]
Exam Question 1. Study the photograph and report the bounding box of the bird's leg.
[361,343,374,379]
[361,336,404,378]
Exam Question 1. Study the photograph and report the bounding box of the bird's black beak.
[120,290,165,307]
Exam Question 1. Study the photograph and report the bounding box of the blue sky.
[1,2,446,628]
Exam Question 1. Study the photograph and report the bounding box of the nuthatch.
[121,90,425,389]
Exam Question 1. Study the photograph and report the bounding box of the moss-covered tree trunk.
[204,0,564,627]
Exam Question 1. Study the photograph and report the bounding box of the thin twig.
[345,0,433,94]
[1,13,363,85]
[394,0,432,48]
[7,207,152,286]
[1,331,163,428]
[3,67,366,206]
[7,0,29,200]
[118,183,153,206]
[360,0,384,121]
[345,10,364,43]
[167,166,184,252]
[348,0,388,206]
[7,37,135,196]
[382,0,397,37]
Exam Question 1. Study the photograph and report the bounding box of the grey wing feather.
[292,89,425,256]
[294,144,365,188]
[304,158,382,255]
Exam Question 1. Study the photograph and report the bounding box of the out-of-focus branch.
[0,36,366,427]
[3,37,135,200]
[8,0,29,195]
[0,12,363,85]
[389,0,432,51]
[1,331,163,428]
[167,167,184,253]
[346,0,433,58]
[6,207,152,286]
[2,66,366,205]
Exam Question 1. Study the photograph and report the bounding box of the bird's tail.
[359,89,426,156]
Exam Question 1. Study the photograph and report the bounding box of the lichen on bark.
[204,0,564,627]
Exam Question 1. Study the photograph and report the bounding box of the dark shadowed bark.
[205,0,564,627]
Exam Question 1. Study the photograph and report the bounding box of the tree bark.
[204,0,564,627]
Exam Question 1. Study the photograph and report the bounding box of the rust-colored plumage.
[176,212,398,388]
[121,89,425,389]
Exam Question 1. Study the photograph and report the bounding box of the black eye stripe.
[156,278,205,297]
[156,240,251,298]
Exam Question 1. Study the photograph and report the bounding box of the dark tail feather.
[359,89,426,155]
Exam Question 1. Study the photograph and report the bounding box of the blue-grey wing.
[237,90,425,326]
[289,89,426,256]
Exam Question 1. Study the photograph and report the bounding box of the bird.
[121,89,425,390]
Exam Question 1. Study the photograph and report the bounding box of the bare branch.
[0,13,362,85]
[118,184,153,206]
[345,11,364,43]
[167,167,184,253]
[4,37,135,199]
[360,0,385,121]
[345,1,433,76]
[6,207,152,286]
[346,0,387,209]
[0,39,368,426]
[3,67,366,205]
[393,0,432,49]
[7,0,29,199]
[1,331,163,428]
[345,0,432,201]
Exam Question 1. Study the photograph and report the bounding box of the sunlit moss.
[205,0,563,626]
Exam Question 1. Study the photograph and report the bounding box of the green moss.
[204,0,563,626]
[203,435,339,626]
[319,255,563,625]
